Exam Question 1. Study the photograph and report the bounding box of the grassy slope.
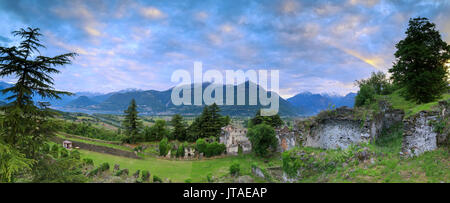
[292,125,449,183]
[56,133,132,152]
[379,90,450,117]
[80,149,280,182]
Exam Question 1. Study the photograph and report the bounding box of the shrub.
[114,169,129,176]
[70,150,81,160]
[50,144,60,158]
[176,144,185,157]
[88,168,99,177]
[229,162,240,176]
[184,178,192,183]
[42,143,50,153]
[60,148,69,158]
[206,173,213,183]
[195,138,207,154]
[83,158,94,165]
[99,162,110,172]
[153,175,162,183]
[141,170,150,182]
[159,137,169,156]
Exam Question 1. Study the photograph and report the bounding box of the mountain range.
[0,81,356,116]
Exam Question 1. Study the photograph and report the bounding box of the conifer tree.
[171,114,186,141]
[0,27,76,158]
[122,99,142,143]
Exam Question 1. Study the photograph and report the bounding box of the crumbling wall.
[297,104,404,150]
[220,125,252,155]
[275,126,297,152]
[402,100,449,157]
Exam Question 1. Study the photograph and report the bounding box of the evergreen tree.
[0,27,76,158]
[171,114,186,141]
[122,99,142,143]
[151,120,169,141]
[186,104,228,140]
[249,109,284,128]
[389,17,450,103]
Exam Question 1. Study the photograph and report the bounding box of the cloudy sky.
[0,0,449,98]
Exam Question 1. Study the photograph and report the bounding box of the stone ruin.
[219,125,252,155]
[275,126,297,152]
[402,100,449,157]
[184,147,196,159]
[295,102,405,150]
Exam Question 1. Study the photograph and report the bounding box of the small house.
[63,140,73,149]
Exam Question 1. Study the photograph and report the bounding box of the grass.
[381,89,450,117]
[290,124,449,183]
[80,149,280,182]
[56,133,132,152]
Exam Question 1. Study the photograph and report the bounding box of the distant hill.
[287,92,356,115]
[66,96,98,108]
[85,82,300,116]
[0,80,356,116]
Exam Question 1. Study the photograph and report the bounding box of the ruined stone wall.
[275,126,297,152]
[402,101,449,157]
[219,125,252,155]
[296,104,404,150]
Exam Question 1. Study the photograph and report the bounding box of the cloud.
[0,0,448,96]
[140,7,166,19]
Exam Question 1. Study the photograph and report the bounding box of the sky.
[0,0,449,98]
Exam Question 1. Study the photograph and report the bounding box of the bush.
[206,173,213,183]
[229,162,240,176]
[247,124,278,157]
[176,144,185,157]
[195,138,207,154]
[196,139,225,157]
[184,178,192,183]
[83,158,94,165]
[50,144,60,158]
[60,148,69,158]
[42,143,50,153]
[153,175,162,183]
[70,150,81,160]
[141,170,150,182]
[159,137,169,156]
[99,162,110,172]
[114,169,129,176]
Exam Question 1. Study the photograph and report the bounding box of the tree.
[0,27,76,159]
[355,71,395,96]
[247,124,278,157]
[0,140,35,182]
[171,114,186,141]
[354,84,376,107]
[151,120,169,141]
[389,17,450,103]
[122,99,142,143]
[159,137,169,156]
[249,109,284,128]
[187,104,228,140]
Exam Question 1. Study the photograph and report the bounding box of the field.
[79,150,280,183]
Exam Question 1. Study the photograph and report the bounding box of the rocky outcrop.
[402,100,449,156]
[296,103,404,149]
